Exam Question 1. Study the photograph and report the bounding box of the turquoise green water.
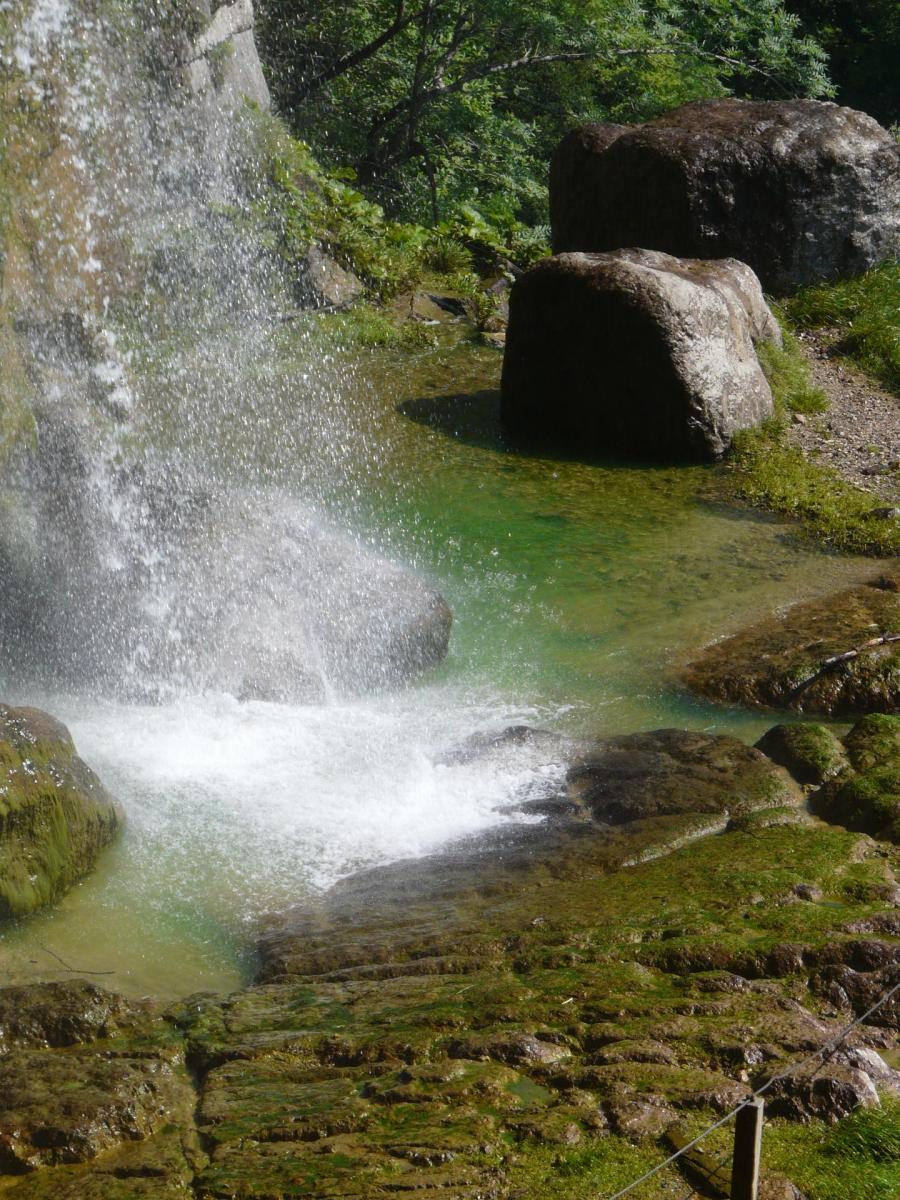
[0,327,881,999]
[285,327,878,738]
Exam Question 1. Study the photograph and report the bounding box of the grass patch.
[728,329,900,556]
[763,1103,900,1200]
[756,332,828,414]
[784,263,900,395]
[312,302,439,351]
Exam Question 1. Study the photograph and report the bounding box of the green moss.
[757,330,829,414]
[729,434,900,556]
[843,714,900,772]
[0,707,120,918]
[763,1104,900,1200]
[311,302,440,351]
[506,1137,685,1199]
[729,324,900,555]
[756,724,849,786]
[815,767,900,839]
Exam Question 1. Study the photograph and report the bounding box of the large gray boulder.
[500,247,779,462]
[550,100,900,294]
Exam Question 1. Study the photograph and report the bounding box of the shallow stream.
[0,326,881,997]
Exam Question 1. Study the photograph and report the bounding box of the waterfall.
[0,0,565,987]
[0,0,452,699]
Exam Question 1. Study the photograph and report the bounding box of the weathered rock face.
[295,245,364,310]
[550,100,900,294]
[182,0,271,110]
[0,707,120,919]
[501,248,779,461]
[681,573,900,716]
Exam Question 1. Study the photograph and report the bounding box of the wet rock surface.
[295,244,364,310]
[681,572,900,716]
[810,715,900,842]
[0,706,121,918]
[501,248,778,462]
[568,728,798,824]
[755,724,848,786]
[0,982,197,1190]
[550,99,900,293]
[1,725,897,1197]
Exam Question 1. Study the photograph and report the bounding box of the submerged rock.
[196,499,453,700]
[681,574,900,716]
[501,248,778,461]
[550,99,900,293]
[0,706,120,919]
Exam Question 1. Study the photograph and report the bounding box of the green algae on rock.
[755,724,849,786]
[810,715,900,844]
[0,705,121,918]
[0,980,199,1193]
[680,573,900,716]
[0,725,897,1197]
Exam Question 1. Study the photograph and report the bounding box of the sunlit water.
[0,329,882,997]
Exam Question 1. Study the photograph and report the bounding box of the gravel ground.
[788,329,900,508]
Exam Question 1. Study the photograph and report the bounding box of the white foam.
[41,686,565,923]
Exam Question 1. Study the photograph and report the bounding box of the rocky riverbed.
[0,723,897,1198]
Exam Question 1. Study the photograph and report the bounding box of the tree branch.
[295,0,419,102]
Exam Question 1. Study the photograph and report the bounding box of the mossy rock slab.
[681,574,900,715]
[809,714,900,842]
[0,705,121,917]
[0,981,196,1190]
[3,731,898,1198]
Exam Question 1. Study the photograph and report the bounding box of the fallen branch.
[38,943,115,976]
[788,632,900,698]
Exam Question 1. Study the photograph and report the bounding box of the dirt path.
[788,330,900,508]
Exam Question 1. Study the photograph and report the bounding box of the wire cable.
[603,974,900,1200]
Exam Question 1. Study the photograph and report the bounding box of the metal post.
[731,1098,764,1200]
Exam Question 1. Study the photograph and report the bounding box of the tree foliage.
[258,0,833,225]
[785,0,900,126]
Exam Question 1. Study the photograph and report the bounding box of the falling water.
[0,0,574,990]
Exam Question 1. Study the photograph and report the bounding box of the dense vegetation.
[786,0,900,127]
[257,0,834,229]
